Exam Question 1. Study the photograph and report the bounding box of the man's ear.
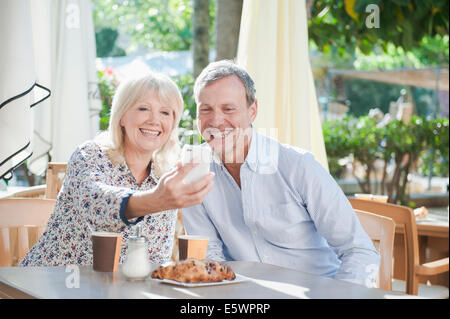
[249,99,258,123]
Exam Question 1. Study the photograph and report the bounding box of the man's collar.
[245,125,258,172]
[211,126,278,174]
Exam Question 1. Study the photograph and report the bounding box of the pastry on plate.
[151,259,236,283]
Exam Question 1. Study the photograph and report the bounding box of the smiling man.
[181,60,380,287]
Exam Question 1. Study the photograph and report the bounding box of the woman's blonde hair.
[95,71,183,177]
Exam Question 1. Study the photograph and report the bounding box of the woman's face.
[120,90,175,156]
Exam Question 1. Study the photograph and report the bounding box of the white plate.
[151,273,249,288]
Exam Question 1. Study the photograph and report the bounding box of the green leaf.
[354,0,379,13]
[391,0,411,6]
[401,20,414,50]
[432,0,448,8]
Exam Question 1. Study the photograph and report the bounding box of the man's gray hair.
[194,60,256,106]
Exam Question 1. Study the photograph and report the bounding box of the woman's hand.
[125,162,214,219]
[153,161,215,210]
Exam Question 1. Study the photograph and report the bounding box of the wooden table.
[0,261,419,299]
[393,211,449,287]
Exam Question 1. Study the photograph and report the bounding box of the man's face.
[196,75,257,161]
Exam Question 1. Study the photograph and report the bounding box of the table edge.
[0,277,39,299]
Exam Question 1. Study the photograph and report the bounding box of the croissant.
[151,259,236,283]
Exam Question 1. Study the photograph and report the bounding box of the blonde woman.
[20,71,214,267]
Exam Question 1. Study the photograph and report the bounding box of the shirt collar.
[211,126,278,174]
[118,159,157,185]
[245,126,259,172]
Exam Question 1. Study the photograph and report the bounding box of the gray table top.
[0,261,420,299]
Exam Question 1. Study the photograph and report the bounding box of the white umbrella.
[27,0,101,176]
[236,0,329,171]
[0,0,51,180]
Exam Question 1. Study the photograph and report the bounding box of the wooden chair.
[5,185,46,199]
[3,162,67,200]
[45,162,67,199]
[354,209,395,291]
[0,163,64,267]
[349,198,449,297]
[4,162,186,263]
[0,198,56,266]
[43,162,186,261]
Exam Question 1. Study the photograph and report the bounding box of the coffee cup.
[91,231,123,272]
[178,235,208,260]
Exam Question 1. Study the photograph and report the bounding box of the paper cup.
[91,232,123,272]
[181,144,212,184]
[178,235,208,260]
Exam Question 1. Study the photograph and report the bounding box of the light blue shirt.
[182,129,380,286]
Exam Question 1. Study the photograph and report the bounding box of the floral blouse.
[19,141,177,267]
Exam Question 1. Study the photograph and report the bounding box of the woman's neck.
[123,146,153,185]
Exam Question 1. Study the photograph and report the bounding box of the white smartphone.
[181,144,212,184]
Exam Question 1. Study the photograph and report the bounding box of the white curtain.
[0,0,101,180]
[28,0,102,175]
[236,0,328,171]
[0,0,50,179]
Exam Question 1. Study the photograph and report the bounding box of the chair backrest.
[0,198,56,267]
[349,198,420,295]
[45,162,67,199]
[354,209,395,291]
[7,185,46,199]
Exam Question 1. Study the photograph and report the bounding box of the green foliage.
[174,74,196,123]
[309,0,449,55]
[95,27,117,57]
[352,35,449,69]
[350,116,381,167]
[382,117,427,158]
[97,68,118,131]
[173,74,204,145]
[92,0,216,53]
[96,69,202,144]
[311,33,448,74]
[344,79,405,116]
[323,114,449,204]
[344,84,435,120]
[95,27,126,57]
[92,0,448,61]
[419,117,449,176]
[322,116,354,177]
